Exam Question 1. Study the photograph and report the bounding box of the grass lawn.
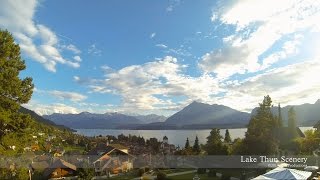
[109,171,139,180]
[170,173,219,180]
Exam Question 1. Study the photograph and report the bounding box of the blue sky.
[1,0,320,116]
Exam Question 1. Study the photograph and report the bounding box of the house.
[88,143,134,176]
[313,120,320,131]
[43,158,77,180]
[274,127,305,147]
[160,136,176,155]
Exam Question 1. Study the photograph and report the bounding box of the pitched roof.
[314,120,320,128]
[43,158,77,177]
[31,161,49,170]
[109,144,128,150]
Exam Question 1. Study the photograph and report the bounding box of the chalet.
[314,120,320,131]
[274,127,305,146]
[160,136,176,155]
[43,158,77,180]
[88,143,134,176]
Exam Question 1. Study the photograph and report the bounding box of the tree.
[278,103,283,127]
[0,30,44,180]
[0,29,34,148]
[288,107,298,139]
[185,137,190,149]
[193,136,201,154]
[205,128,228,155]
[241,95,279,155]
[0,30,34,112]
[224,129,232,143]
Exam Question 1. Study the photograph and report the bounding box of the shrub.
[156,172,167,180]
[208,169,216,177]
[137,168,145,177]
[197,168,206,174]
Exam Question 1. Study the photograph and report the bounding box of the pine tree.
[288,107,298,139]
[278,103,283,127]
[224,129,232,143]
[205,128,228,155]
[193,136,201,153]
[0,29,34,135]
[242,95,279,155]
[185,137,190,149]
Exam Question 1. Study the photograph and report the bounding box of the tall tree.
[193,136,200,153]
[205,128,228,155]
[242,95,279,155]
[278,103,283,127]
[185,137,190,149]
[224,129,232,143]
[0,30,34,112]
[288,107,298,139]
[0,29,34,136]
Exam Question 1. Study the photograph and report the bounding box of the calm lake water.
[76,127,314,147]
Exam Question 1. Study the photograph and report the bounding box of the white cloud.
[75,56,221,112]
[73,55,82,62]
[156,44,168,49]
[150,32,156,39]
[88,44,102,56]
[0,0,81,72]
[48,90,87,102]
[62,44,81,54]
[166,0,181,12]
[24,102,80,115]
[200,0,320,78]
[218,59,320,111]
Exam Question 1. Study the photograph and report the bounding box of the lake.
[75,127,314,147]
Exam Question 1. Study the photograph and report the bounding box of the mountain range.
[252,99,320,126]
[42,99,320,130]
[19,106,74,131]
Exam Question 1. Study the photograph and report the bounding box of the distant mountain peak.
[316,99,320,104]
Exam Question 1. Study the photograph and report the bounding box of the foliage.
[137,168,145,177]
[205,128,228,155]
[207,169,216,177]
[197,168,206,174]
[193,136,201,154]
[185,137,190,149]
[294,129,320,155]
[241,95,279,155]
[0,29,34,112]
[288,107,298,139]
[156,171,167,180]
[224,129,232,143]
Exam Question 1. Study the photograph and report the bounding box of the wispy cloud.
[75,56,220,113]
[48,90,87,102]
[88,43,102,56]
[156,44,168,48]
[199,0,320,79]
[166,0,181,12]
[0,0,81,72]
[73,55,82,62]
[150,32,156,39]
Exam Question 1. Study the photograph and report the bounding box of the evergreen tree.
[205,128,228,155]
[0,29,34,141]
[185,137,190,149]
[278,103,283,127]
[242,95,279,155]
[0,30,34,112]
[288,107,298,139]
[193,136,201,153]
[224,129,232,143]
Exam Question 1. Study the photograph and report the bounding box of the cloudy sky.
[1,0,320,116]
